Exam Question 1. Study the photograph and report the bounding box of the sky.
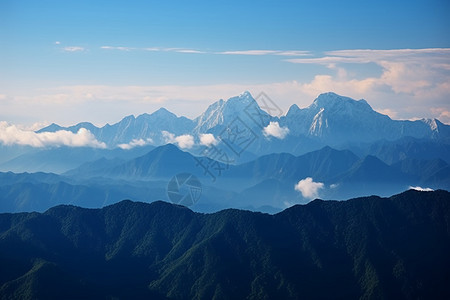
[1,0,450,128]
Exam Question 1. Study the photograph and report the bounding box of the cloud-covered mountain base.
[0,190,449,299]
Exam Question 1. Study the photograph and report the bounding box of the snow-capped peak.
[311,92,372,112]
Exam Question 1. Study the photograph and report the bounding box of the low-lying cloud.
[199,133,218,147]
[409,186,434,192]
[117,138,153,150]
[263,122,290,139]
[162,131,194,149]
[295,177,324,199]
[0,121,106,148]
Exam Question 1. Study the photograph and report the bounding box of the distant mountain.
[357,136,450,164]
[392,158,450,189]
[105,143,202,179]
[0,145,156,174]
[280,92,447,145]
[65,144,208,180]
[1,190,449,299]
[193,91,272,134]
[38,108,194,146]
[1,142,448,213]
[0,171,169,212]
[33,92,450,160]
[222,146,360,189]
[2,92,449,213]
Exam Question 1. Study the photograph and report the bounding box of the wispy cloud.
[286,48,450,65]
[62,46,85,52]
[101,46,205,54]
[218,50,279,56]
[0,122,106,148]
[100,46,307,56]
[170,48,205,54]
[218,50,310,56]
[101,46,134,51]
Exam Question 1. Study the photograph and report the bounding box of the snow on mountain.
[36,92,450,151]
[193,91,272,134]
[38,108,195,147]
[280,92,447,145]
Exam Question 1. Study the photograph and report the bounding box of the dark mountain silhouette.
[0,190,449,299]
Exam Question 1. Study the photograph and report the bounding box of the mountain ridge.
[0,190,449,299]
[35,92,449,150]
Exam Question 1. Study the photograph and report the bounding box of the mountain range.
[1,190,449,299]
[1,92,449,298]
[37,92,450,147]
[1,143,449,213]
[2,92,448,175]
[0,92,449,213]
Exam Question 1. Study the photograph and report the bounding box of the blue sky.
[1,0,450,126]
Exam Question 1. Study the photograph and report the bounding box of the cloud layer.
[294,177,324,199]
[0,122,106,148]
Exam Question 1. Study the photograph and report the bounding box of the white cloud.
[219,50,279,56]
[275,51,310,57]
[173,49,205,54]
[63,46,85,52]
[263,121,289,139]
[117,138,153,150]
[175,135,194,149]
[409,186,434,192]
[199,133,218,147]
[98,46,308,56]
[101,46,134,51]
[218,50,310,56]
[161,131,194,149]
[162,130,176,142]
[294,177,324,199]
[287,48,450,98]
[283,48,450,124]
[0,122,106,148]
[55,41,61,45]
[101,46,205,54]
[286,48,450,65]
